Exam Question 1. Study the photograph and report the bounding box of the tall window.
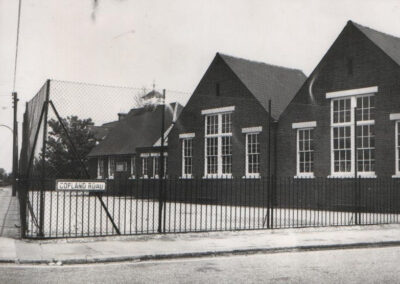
[396,121,400,175]
[97,158,104,179]
[152,156,159,178]
[182,138,193,178]
[131,156,136,178]
[332,98,352,175]
[141,157,148,178]
[205,112,232,177]
[246,133,260,177]
[331,94,375,176]
[357,125,375,172]
[163,156,168,178]
[108,157,115,179]
[356,96,375,173]
[221,136,232,174]
[297,129,314,177]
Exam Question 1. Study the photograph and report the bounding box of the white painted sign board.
[56,179,106,191]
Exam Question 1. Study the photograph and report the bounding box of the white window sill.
[328,174,377,178]
[294,174,315,179]
[141,176,149,179]
[392,175,400,178]
[359,174,377,178]
[202,175,233,179]
[128,176,136,179]
[242,175,261,179]
[107,177,114,180]
[180,175,193,179]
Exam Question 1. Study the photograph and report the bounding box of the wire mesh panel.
[19,83,48,177]
[19,80,189,238]
[18,79,400,239]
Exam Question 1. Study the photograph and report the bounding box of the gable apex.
[349,21,400,67]
[215,53,306,120]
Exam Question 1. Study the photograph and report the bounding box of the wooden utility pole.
[12,92,19,197]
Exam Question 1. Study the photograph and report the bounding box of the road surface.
[1,246,400,283]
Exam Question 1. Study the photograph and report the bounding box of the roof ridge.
[351,20,400,41]
[217,52,304,74]
[128,102,179,112]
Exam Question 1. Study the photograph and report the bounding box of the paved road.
[0,186,20,238]
[1,246,400,283]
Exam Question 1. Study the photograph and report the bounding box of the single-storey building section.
[87,95,183,180]
[167,53,306,178]
[277,20,400,178]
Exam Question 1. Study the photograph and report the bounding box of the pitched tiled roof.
[101,120,120,128]
[352,21,400,67]
[88,120,119,141]
[88,103,183,157]
[88,125,111,141]
[218,53,306,120]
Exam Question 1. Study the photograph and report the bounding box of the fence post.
[353,106,359,225]
[19,105,27,238]
[358,175,361,224]
[267,100,272,228]
[272,120,278,228]
[158,89,166,233]
[20,101,46,237]
[271,175,275,228]
[39,80,50,237]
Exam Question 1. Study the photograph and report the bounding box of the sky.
[1,0,400,172]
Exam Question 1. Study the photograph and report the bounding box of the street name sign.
[56,179,106,192]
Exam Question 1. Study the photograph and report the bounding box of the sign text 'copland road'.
[56,180,106,191]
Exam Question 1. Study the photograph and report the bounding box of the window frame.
[141,156,149,179]
[245,132,261,178]
[389,114,400,178]
[296,128,315,178]
[182,138,193,179]
[163,155,168,178]
[395,121,400,176]
[108,157,115,179]
[329,94,376,178]
[203,111,233,178]
[97,158,104,179]
[130,156,136,179]
[152,156,159,179]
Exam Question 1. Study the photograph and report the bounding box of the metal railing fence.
[20,176,400,238]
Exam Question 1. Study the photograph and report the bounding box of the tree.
[0,169,11,185]
[0,168,5,180]
[42,116,97,178]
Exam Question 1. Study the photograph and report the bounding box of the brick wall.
[168,54,275,178]
[277,22,400,178]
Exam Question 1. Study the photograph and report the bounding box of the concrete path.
[0,186,20,238]
[1,224,400,265]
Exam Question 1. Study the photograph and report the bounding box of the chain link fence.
[17,79,400,239]
[18,79,187,237]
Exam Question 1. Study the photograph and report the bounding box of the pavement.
[1,223,400,265]
[0,186,20,238]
